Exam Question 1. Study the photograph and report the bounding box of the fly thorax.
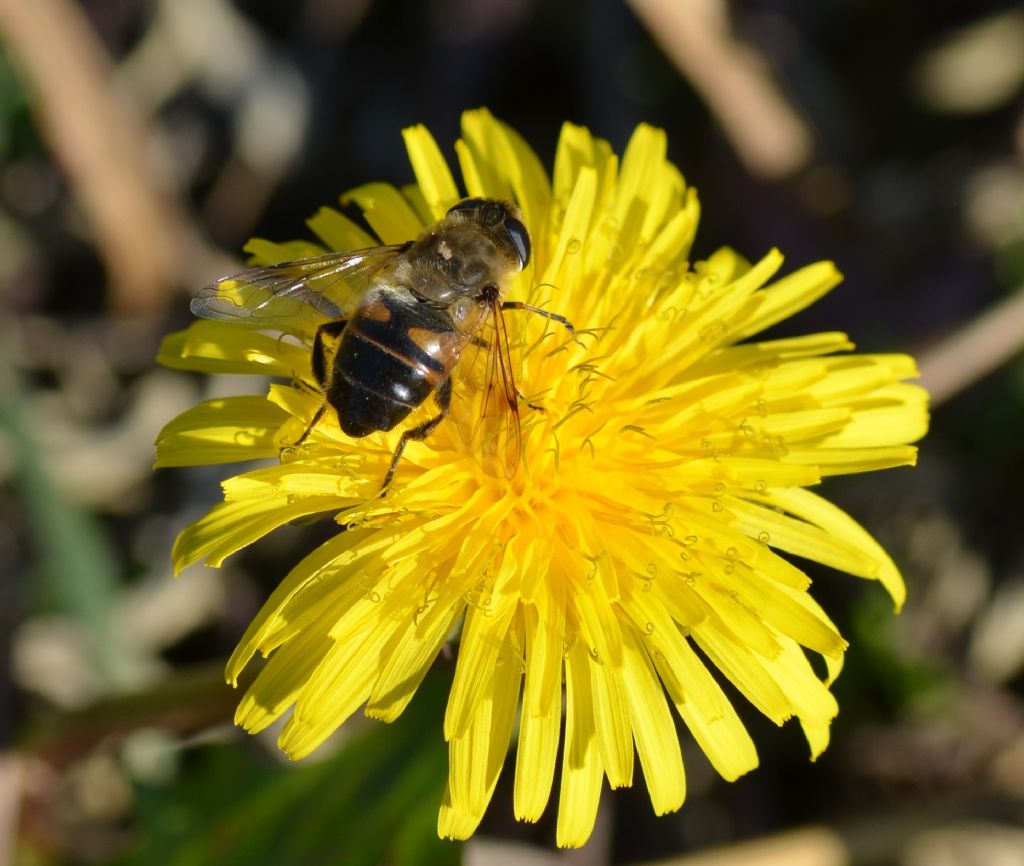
[401,220,520,305]
[435,236,496,291]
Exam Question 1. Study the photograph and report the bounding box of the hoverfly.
[192,198,575,491]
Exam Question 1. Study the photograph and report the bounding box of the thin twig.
[0,0,222,314]
[0,757,21,866]
[918,286,1024,406]
[626,0,814,179]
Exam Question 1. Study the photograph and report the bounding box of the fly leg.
[501,302,582,410]
[501,301,579,343]
[292,319,347,449]
[471,331,542,411]
[380,377,452,495]
[516,387,544,413]
[473,331,544,412]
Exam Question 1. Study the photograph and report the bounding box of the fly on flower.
[158,109,929,849]
[191,197,575,491]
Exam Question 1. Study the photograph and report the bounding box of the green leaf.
[0,352,134,687]
[118,667,462,866]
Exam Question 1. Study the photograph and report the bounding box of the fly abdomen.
[329,328,440,438]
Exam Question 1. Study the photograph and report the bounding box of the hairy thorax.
[392,221,519,305]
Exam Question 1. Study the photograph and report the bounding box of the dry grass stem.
[627,0,814,179]
[918,286,1024,405]
[0,0,219,314]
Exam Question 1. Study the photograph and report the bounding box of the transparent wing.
[190,245,408,330]
[453,300,522,478]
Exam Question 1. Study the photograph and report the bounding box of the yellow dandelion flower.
[157,109,928,847]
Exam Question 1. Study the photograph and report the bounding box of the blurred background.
[2,1,1023,864]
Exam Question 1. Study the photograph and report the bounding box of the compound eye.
[446,197,486,216]
[504,217,531,268]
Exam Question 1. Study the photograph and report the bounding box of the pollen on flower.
[156,108,928,848]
